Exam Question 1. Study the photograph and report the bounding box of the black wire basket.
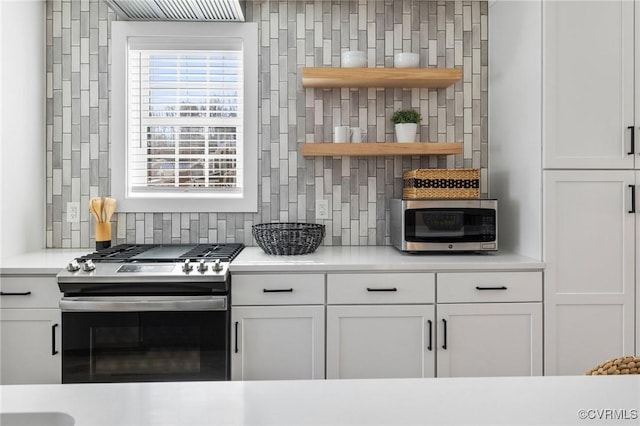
[252,223,326,255]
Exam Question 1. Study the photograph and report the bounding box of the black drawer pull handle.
[630,185,636,214]
[442,319,448,350]
[234,321,239,354]
[263,288,293,293]
[366,287,397,292]
[0,291,32,296]
[427,319,433,351]
[51,323,59,355]
[475,286,508,291]
[628,125,635,155]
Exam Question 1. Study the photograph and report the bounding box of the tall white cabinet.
[490,0,640,375]
[542,0,640,374]
[543,171,636,374]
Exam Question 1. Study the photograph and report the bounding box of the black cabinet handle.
[427,319,433,351]
[630,185,636,214]
[0,291,32,296]
[234,321,239,353]
[442,319,448,350]
[51,323,59,355]
[263,288,293,293]
[366,287,397,292]
[475,286,508,290]
[628,126,635,155]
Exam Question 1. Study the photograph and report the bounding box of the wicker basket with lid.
[402,168,480,199]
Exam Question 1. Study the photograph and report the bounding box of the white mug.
[350,127,367,143]
[334,126,352,143]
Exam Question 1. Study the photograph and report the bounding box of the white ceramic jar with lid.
[394,52,419,68]
[341,51,366,68]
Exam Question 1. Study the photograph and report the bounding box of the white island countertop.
[1,376,638,425]
[231,246,543,272]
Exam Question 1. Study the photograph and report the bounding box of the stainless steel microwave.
[390,198,498,252]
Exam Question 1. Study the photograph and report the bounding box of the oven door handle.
[59,295,227,312]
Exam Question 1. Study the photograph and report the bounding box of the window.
[112,22,257,212]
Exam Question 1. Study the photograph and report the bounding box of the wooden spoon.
[89,197,102,223]
[103,197,117,223]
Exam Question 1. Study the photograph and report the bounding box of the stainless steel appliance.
[390,198,498,252]
[56,243,243,383]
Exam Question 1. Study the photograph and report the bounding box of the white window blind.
[127,46,244,195]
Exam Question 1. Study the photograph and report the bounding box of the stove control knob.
[182,259,193,273]
[198,259,208,273]
[213,259,222,272]
[82,260,96,272]
[67,260,80,272]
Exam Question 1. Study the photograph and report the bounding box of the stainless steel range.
[56,243,243,384]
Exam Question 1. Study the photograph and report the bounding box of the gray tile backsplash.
[46,0,488,248]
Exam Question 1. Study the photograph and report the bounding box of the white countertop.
[231,246,543,272]
[0,249,93,275]
[1,376,638,425]
[0,246,543,275]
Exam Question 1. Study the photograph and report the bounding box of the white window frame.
[111,21,258,213]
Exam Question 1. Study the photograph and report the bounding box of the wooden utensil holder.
[95,222,111,250]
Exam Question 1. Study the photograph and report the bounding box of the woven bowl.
[585,356,640,375]
[252,223,326,255]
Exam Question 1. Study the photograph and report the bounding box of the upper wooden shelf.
[302,67,462,88]
[301,142,463,157]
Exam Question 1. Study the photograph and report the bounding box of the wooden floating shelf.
[302,67,462,88]
[301,142,463,157]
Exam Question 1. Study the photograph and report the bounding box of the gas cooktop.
[75,243,244,263]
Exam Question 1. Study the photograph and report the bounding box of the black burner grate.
[76,243,244,263]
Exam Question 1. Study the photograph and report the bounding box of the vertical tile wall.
[46,0,488,248]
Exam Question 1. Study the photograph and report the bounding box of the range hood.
[104,0,245,21]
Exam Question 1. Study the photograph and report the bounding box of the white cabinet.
[0,275,62,384]
[326,272,436,380]
[231,306,324,381]
[230,273,325,380]
[326,305,435,379]
[436,272,543,377]
[436,303,542,377]
[543,171,636,375]
[543,0,636,169]
[0,309,61,384]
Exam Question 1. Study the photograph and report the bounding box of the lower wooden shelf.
[301,142,463,157]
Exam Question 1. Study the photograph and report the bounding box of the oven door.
[61,295,228,383]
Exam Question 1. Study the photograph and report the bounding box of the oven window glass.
[405,208,496,242]
[62,311,228,383]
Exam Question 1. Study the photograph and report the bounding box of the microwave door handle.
[60,296,227,312]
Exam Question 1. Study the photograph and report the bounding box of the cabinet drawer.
[437,272,542,303]
[0,276,61,309]
[232,274,324,306]
[327,273,435,304]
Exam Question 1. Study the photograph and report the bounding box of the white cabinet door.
[326,305,435,379]
[436,303,542,378]
[543,0,635,169]
[544,171,635,375]
[0,309,61,384]
[231,306,324,381]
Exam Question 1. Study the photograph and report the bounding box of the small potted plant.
[391,109,422,143]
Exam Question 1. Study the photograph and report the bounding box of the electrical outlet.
[316,199,329,220]
[67,202,80,223]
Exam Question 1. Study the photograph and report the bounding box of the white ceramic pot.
[395,123,418,143]
[341,51,367,68]
[394,52,419,68]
